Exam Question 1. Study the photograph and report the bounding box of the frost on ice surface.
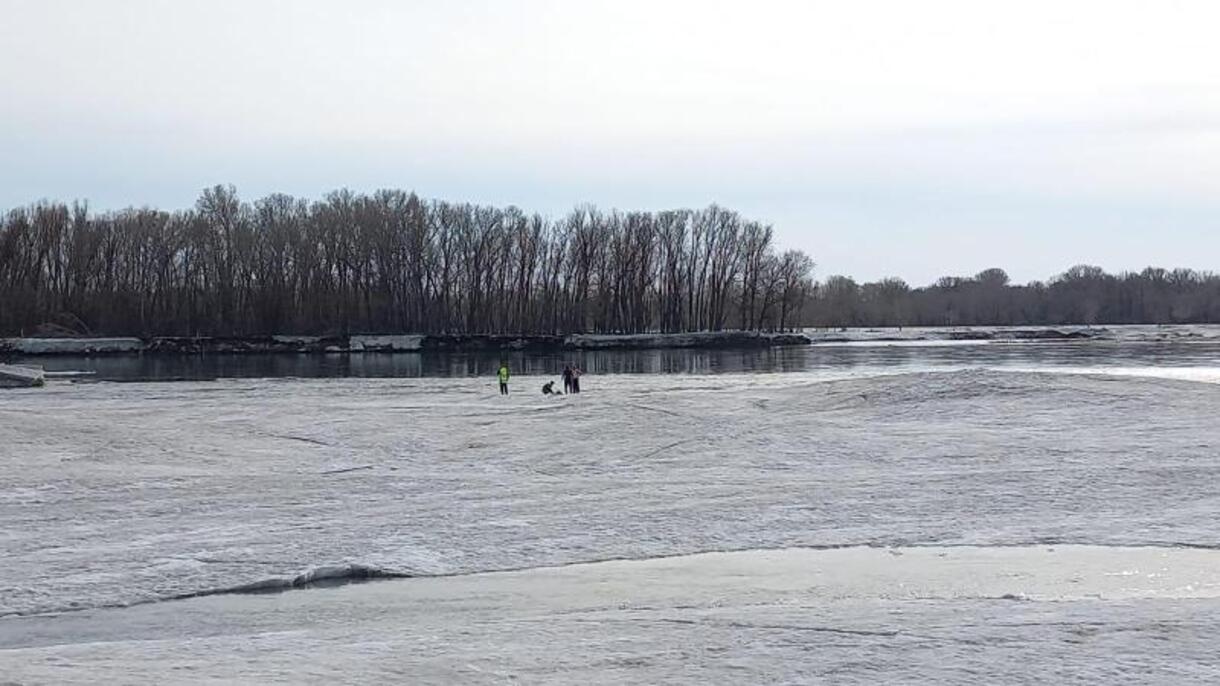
[5,546,1220,684]
[3,369,1220,616]
[3,368,1220,683]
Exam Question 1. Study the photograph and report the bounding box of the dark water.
[17,340,1220,381]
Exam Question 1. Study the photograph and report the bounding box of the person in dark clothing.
[562,365,574,394]
[542,380,560,395]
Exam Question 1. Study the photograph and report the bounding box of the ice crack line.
[627,403,685,418]
[272,434,332,446]
[659,618,900,637]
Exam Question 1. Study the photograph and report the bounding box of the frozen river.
[2,340,1219,682]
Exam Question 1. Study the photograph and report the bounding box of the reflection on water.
[17,340,1220,381]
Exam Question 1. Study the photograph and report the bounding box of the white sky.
[3,0,1219,285]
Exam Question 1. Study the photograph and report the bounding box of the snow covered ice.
[3,360,1220,683]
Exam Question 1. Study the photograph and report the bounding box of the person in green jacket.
[497,362,510,395]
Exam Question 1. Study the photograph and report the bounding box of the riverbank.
[7,325,1215,357]
[2,331,811,356]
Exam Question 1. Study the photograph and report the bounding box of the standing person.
[562,364,574,394]
[571,365,583,394]
[497,362,510,395]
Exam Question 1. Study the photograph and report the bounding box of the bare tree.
[0,188,825,336]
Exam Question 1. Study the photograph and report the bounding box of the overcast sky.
[2,0,1218,285]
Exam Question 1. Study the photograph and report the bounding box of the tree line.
[0,186,814,337]
[808,266,1220,328]
[4,186,1215,337]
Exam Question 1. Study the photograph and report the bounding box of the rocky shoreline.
[804,327,1108,343]
[3,325,1198,357]
[2,331,813,356]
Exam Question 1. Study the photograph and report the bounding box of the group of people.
[495,362,582,396]
[541,364,582,395]
[554,364,582,395]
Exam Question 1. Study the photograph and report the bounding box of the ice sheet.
[3,369,1220,617]
[4,546,1220,684]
